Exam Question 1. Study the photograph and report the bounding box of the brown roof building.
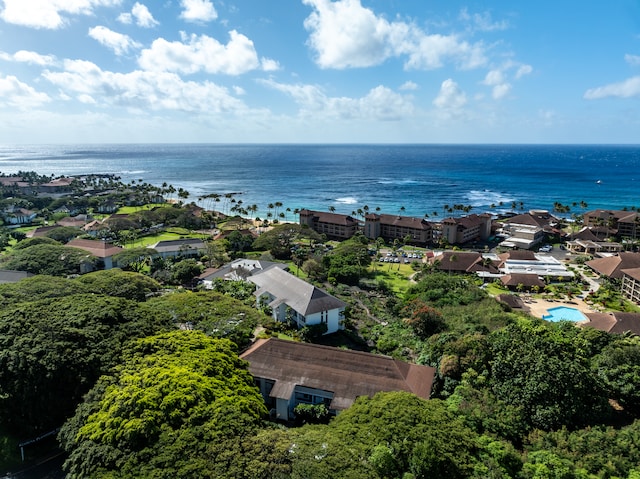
[581,312,640,335]
[586,252,640,279]
[298,209,359,240]
[440,214,492,245]
[363,213,432,245]
[622,267,640,305]
[427,251,498,274]
[500,273,546,291]
[583,209,640,239]
[66,238,123,269]
[240,338,436,421]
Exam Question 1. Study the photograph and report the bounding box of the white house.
[249,267,346,334]
[149,238,206,259]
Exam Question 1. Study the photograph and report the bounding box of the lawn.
[369,262,416,296]
[116,204,166,214]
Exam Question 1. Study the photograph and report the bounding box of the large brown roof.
[430,251,492,273]
[582,312,640,335]
[66,238,123,258]
[498,250,538,262]
[368,213,431,230]
[240,338,435,411]
[500,273,545,288]
[299,209,358,226]
[586,252,640,279]
[622,267,640,282]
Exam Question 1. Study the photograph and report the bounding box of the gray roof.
[200,259,287,281]
[0,270,33,283]
[150,238,206,253]
[249,267,345,316]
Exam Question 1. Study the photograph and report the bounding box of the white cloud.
[0,74,51,109]
[118,2,158,28]
[584,76,640,99]
[625,54,640,67]
[0,50,56,66]
[400,81,418,91]
[42,59,245,113]
[433,78,467,110]
[482,69,510,99]
[515,64,533,79]
[179,0,217,24]
[261,57,280,72]
[0,0,122,30]
[459,8,509,32]
[302,0,487,70]
[261,79,414,121]
[138,31,262,75]
[89,26,141,55]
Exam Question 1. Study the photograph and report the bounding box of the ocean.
[0,144,638,220]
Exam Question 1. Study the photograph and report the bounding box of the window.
[320,310,327,324]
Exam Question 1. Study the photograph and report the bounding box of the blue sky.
[0,0,639,143]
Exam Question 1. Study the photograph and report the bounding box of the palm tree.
[329,205,336,213]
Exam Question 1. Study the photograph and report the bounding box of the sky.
[0,0,639,144]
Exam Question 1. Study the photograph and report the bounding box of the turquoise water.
[1,144,639,219]
[543,306,588,322]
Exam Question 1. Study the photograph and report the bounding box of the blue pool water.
[542,306,588,323]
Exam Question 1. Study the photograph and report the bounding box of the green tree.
[76,269,162,301]
[0,243,98,276]
[59,331,267,479]
[488,318,610,432]
[0,294,174,436]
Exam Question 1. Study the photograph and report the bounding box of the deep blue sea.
[0,144,638,220]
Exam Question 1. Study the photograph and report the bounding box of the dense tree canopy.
[0,294,174,436]
[252,223,322,259]
[143,290,265,348]
[0,243,98,275]
[59,331,267,479]
[488,318,612,432]
[76,269,162,301]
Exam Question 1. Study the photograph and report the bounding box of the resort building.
[621,267,640,305]
[565,227,623,255]
[363,213,432,245]
[586,252,640,280]
[240,338,436,422]
[581,311,640,336]
[583,209,640,239]
[427,251,498,276]
[496,250,574,280]
[298,209,359,240]
[440,214,492,245]
[249,267,346,335]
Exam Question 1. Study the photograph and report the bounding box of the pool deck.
[523,297,597,322]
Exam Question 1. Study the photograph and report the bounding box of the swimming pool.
[542,306,588,323]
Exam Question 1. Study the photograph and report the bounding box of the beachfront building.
[496,210,561,249]
[363,213,432,245]
[298,209,359,240]
[239,338,436,422]
[249,267,346,335]
[621,267,640,305]
[440,213,492,245]
[583,209,640,239]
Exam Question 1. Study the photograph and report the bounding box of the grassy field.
[116,204,166,214]
[369,262,416,296]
